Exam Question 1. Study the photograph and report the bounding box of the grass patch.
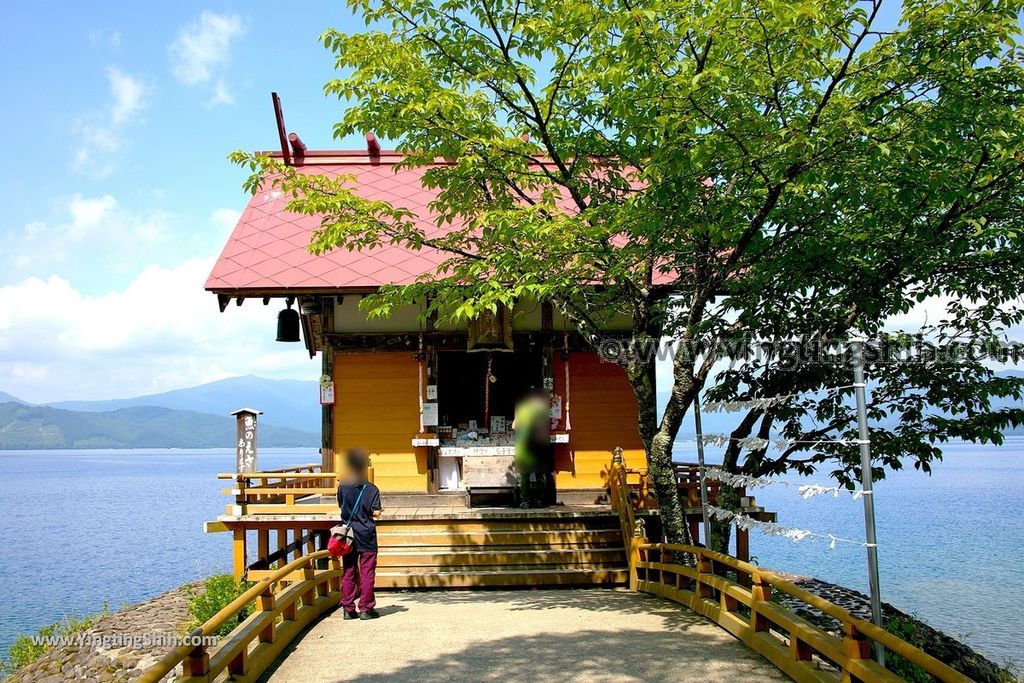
[884,615,932,682]
[183,575,254,638]
[0,604,109,680]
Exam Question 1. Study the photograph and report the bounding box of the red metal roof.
[206,150,673,294]
[206,152,455,293]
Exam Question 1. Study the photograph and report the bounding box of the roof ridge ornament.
[366,131,381,156]
[271,91,292,166]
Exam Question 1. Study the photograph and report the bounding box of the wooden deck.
[210,460,773,585]
[217,501,618,524]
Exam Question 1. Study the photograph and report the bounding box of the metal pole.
[693,393,712,548]
[851,338,885,667]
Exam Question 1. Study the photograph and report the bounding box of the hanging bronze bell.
[276,304,301,342]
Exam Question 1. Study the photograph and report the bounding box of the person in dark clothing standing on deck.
[514,388,553,508]
[337,447,383,620]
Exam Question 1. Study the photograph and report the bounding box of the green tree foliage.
[233,0,1024,544]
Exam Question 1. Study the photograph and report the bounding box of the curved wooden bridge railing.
[608,460,971,683]
[140,550,341,683]
[634,544,969,683]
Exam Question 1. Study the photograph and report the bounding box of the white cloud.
[88,29,122,50]
[209,79,235,106]
[107,66,146,125]
[210,207,241,237]
[72,67,148,177]
[3,193,170,284]
[68,194,117,231]
[0,261,317,403]
[168,11,245,105]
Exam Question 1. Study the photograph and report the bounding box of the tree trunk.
[711,484,740,554]
[649,430,688,545]
[624,354,689,546]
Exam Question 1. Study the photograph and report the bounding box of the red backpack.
[328,485,366,558]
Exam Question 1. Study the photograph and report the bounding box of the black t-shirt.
[337,482,383,552]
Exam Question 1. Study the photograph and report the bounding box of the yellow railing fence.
[634,543,969,683]
[140,550,342,683]
[218,465,337,507]
[608,453,970,683]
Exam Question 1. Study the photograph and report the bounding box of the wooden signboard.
[231,408,262,473]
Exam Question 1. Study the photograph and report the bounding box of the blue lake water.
[674,437,1024,666]
[0,448,308,658]
[0,442,1021,666]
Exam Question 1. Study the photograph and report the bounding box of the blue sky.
[0,2,374,402]
[0,2,1015,405]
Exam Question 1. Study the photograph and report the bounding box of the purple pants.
[340,550,377,612]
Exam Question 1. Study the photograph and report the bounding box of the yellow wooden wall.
[333,349,645,492]
[333,351,428,492]
[553,352,647,489]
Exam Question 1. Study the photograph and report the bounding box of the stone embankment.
[781,577,1015,682]
[8,585,193,683]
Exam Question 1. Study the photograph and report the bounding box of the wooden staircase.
[374,513,629,588]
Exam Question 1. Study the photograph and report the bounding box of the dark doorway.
[437,350,543,428]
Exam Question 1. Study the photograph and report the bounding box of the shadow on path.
[261,589,787,683]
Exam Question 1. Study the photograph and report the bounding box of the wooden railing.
[673,462,725,507]
[140,550,341,683]
[218,463,376,516]
[218,465,337,510]
[608,457,637,553]
[633,544,970,682]
[609,457,970,683]
[611,461,729,509]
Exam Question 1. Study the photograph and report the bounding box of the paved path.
[263,589,787,683]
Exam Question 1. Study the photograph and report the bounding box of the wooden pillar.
[840,623,872,683]
[321,343,335,477]
[301,564,317,607]
[736,527,750,563]
[183,647,210,678]
[257,587,276,644]
[749,572,771,633]
[228,648,248,677]
[232,527,246,581]
[257,528,269,566]
[275,528,288,569]
[328,556,342,593]
[695,550,713,600]
[424,339,438,493]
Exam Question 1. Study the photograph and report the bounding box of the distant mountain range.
[0,403,319,450]
[0,376,321,450]
[49,375,321,432]
[0,391,25,404]
[2,367,1021,450]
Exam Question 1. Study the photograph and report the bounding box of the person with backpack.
[513,388,553,508]
[336,448,383,620]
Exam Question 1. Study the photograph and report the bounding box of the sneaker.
[343,610,359,620]
[359,609,380,620]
